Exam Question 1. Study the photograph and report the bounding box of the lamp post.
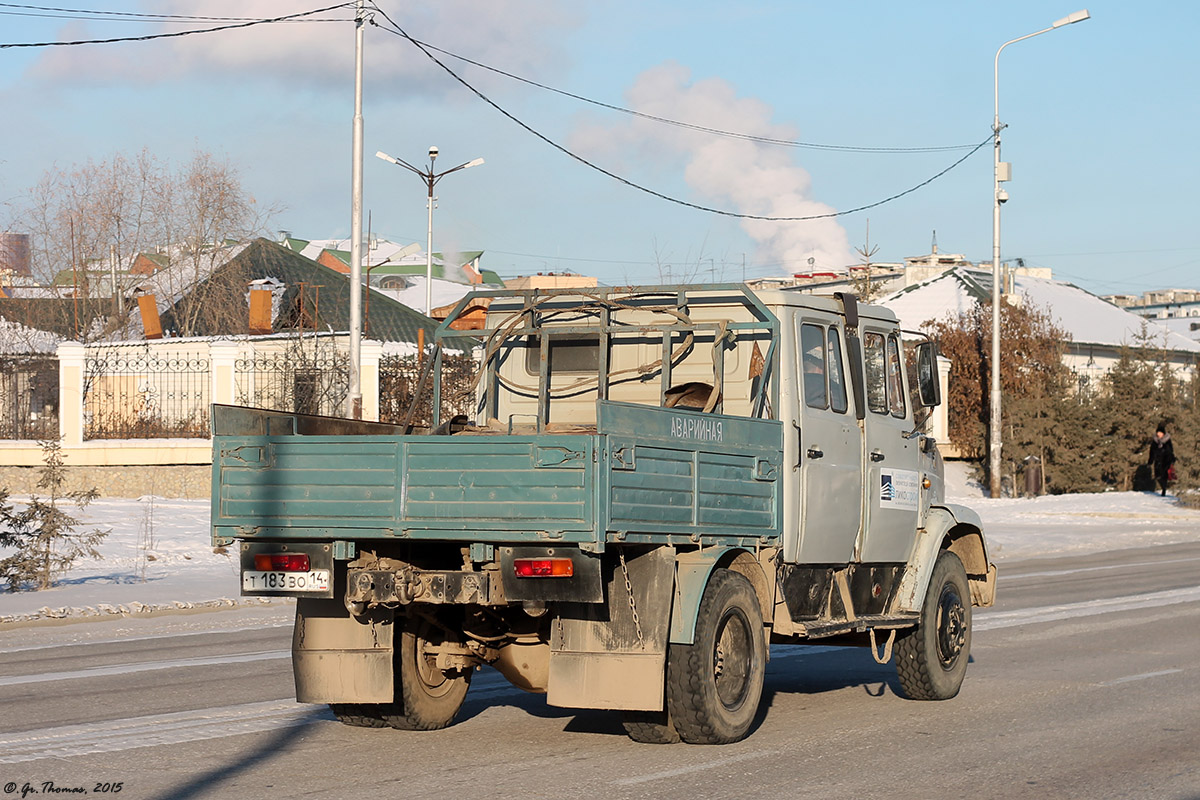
[989,9,1089,498]
[375,147,484,316]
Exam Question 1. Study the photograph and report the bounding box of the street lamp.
[989,9,1089,498]
[375,147,484,316]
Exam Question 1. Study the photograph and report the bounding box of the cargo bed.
[211,401,783,550]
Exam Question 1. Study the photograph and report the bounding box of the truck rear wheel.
[381,623,472,731]
[329,704,388,728]
[621,709,681,744]
[895,550,971,700]
[665,568,765,744]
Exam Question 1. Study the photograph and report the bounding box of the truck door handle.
[870,449,885,462]
[807,446,824,459]
[793,421,802,470]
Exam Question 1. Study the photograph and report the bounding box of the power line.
[0,8,347,23]
[0,3,354,48]
[370,5,992,224]
[0,3,275,22]
[399,35,977,154]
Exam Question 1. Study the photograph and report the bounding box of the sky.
[0,1,1197,297]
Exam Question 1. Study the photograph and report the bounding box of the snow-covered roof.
[373,276,484,313]
[0,316,61,354]
[106,242,251,341]
[1153,316,1200,343]
[299,237,429,269]
[879,267,1200,353]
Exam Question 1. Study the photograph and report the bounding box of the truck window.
[800,323,827,409]
[525,334,600,375]
[887,334,906,419]
[864,332,887,414]
[827,328,848,414]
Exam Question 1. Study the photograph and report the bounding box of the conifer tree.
[0,440,105,591]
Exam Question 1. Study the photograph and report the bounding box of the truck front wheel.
[382,623,472,731]
[666,568,765,744]
[894,550,971,700]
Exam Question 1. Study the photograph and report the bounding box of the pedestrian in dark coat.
[1148,423,1176,496]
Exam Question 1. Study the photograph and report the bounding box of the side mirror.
[915,341,941,407]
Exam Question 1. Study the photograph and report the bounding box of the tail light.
[254,553,311,572]
[513,558,574,578]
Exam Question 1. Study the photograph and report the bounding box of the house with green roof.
[148,238,478,350]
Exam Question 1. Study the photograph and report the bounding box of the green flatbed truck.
[211,285,995,744]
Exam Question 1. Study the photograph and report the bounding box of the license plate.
[242,570,331,593]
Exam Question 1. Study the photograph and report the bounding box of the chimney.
[138,294,163,340]
[249,288,273,335]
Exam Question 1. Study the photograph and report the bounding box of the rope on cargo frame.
[456,290,735,403]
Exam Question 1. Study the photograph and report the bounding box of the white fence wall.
[0,335,382,467]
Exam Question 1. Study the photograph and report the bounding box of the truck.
[211,284,996,744]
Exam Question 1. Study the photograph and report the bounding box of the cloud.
[569,62,854,274]
[28,1,580,95]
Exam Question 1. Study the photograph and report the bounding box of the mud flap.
[546,546,674,711]
[292,598,395,703]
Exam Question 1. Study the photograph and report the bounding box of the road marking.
[612,749,777,786]
[0,674,519,764]
[0,622,293,655]
[0,650,290,687]
[0,700,325,764]
[1099,669,1183,687]
[1002,555,1200,582]
[975,585,1200,631]
[1024,511,1200,520]
[769,645,842,661]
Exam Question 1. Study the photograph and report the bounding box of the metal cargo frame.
[428,284,782,431]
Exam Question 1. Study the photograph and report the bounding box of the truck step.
[799,613,920,639]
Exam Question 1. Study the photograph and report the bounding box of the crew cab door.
[857,327,920,563]
[792,315,863,564]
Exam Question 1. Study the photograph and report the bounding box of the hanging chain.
[618,549,645,649]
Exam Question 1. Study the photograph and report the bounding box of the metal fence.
[379,352,479,430]
[3,338,461,442]
[235,338,349,417]
[83,347,211,439]
[0,354,59,440]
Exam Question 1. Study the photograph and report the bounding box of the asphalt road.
[1,542,1198,800]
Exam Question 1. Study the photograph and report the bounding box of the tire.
[895,550,972,701]
[622,709,681,744]
[380,622,472,731]
[665,569,766,744]
[329,704,388,728]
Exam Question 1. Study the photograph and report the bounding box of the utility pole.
[347,0,365,418]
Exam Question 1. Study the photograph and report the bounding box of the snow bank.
[0,496,283,624]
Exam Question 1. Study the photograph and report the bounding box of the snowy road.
[1,542,1197,799]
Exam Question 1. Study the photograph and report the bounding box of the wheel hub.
[712,610,752,709]
[935,586,967,667]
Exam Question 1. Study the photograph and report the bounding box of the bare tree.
[3,148,276,341]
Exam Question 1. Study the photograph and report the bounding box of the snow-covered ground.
[2,461,1198,625]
